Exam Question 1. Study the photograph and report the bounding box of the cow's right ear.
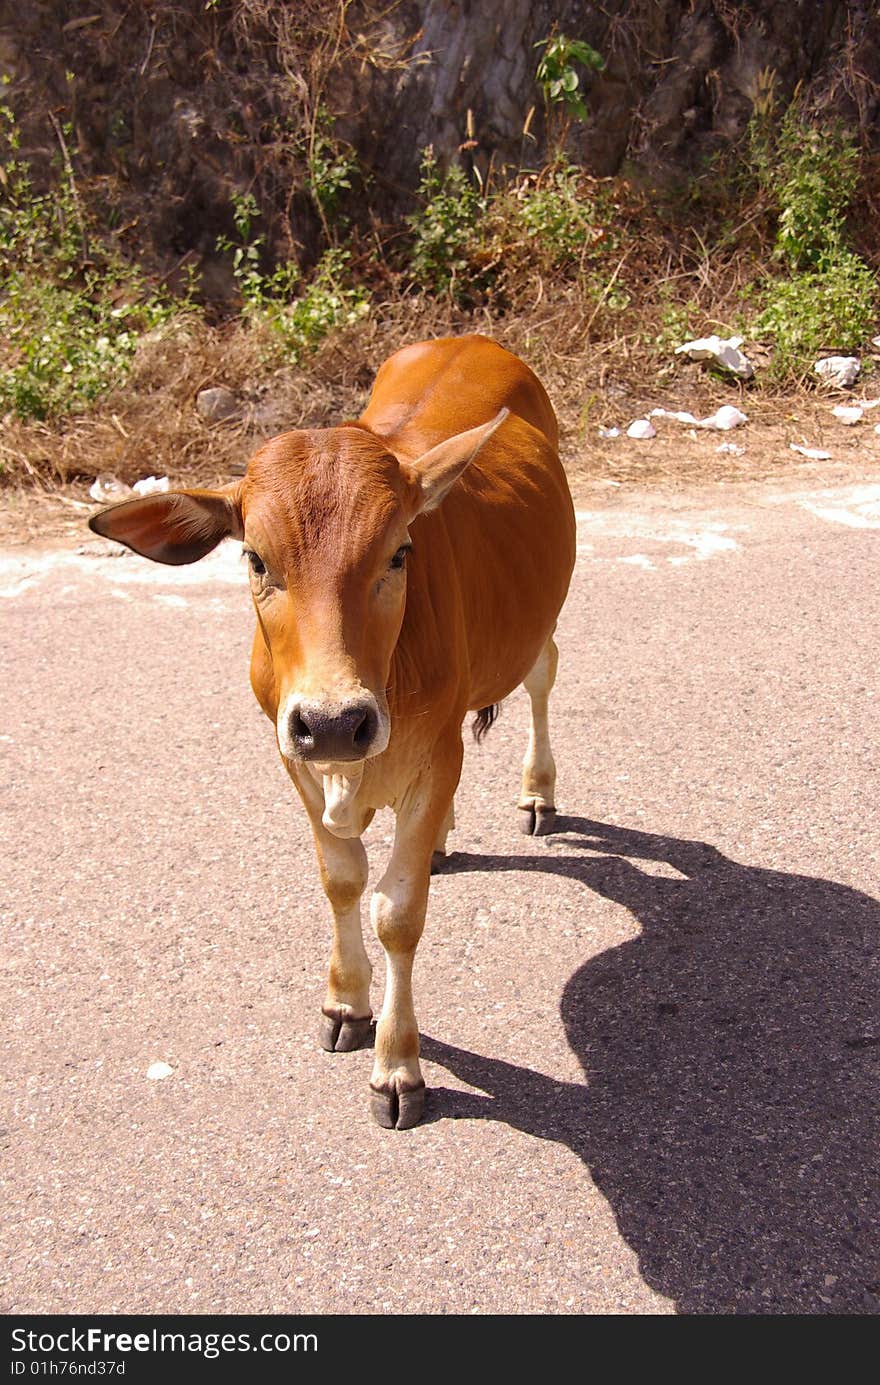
[88,483,243,565]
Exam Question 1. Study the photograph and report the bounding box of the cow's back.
[360,335,559,455]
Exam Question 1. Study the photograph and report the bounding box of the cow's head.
[89,412,506,768]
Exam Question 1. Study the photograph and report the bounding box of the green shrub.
[407,147,485,297]
[216,190,301,309]
[0,100,179,420]
[509,164,601,269]
[216,192,368,360]
[306,107,358,227]
[748,93,860,270]
[535,35,604,124]
[270,248,369,359]
[753,251,877,379]
[0,273,176,420]
[741,87,877,379]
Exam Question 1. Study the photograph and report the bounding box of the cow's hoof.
[517,802,557,836]
[369,1079,426,1130]
[319,1011,373,1053]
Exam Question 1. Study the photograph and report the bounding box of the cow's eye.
[245,549,266,577]
[390,544,411,571]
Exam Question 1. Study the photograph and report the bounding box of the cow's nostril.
[293,711,312,743]
[352,711,372,750]
[287,700,378,761]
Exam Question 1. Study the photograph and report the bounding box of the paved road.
[2,476,879,1315]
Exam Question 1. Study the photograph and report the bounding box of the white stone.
[790,444,832,459]
[146,1061,174,1081]
[626,419,656,439]
[697,405,748,431]
[132,475,171,496]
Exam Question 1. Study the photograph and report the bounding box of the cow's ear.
[404,409,508,515]
[88,483,243,565]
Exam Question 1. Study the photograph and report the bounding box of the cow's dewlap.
[321,767,366,836]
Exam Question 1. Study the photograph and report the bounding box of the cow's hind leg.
[518,633,559,836]
[312,826,373,1053]
[430,798,455,872]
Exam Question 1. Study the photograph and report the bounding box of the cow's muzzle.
[282,697,382,763]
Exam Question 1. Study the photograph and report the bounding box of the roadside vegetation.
[1,41,878,494]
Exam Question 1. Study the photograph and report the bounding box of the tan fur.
[88,335,576,1128]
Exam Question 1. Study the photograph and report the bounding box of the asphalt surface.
[2,475,879,1315]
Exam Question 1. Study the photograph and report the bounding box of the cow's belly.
[455,482,575,710]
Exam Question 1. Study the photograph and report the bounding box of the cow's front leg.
[286,764,374,1052]
[291,765,373,1053]
[313,826,373,1052]
[370,741,462,1129]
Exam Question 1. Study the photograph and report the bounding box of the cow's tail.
[471,703,502,743]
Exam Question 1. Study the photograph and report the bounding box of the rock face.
[3,1,878,275]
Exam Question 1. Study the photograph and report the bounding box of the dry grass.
[3,290,877,552]
[2,211,878,548]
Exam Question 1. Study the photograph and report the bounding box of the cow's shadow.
[422,819,880,1314]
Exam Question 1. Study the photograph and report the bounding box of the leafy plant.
[648,289,696,353]
[741,87,877,378]
[509,163,605,270]
[216,189,368,359]
[535,35,604,123]
[407,146,485,297]
[747,89,860,270]
[753,252,877,379]
[0,98,178,420]
[271,247,369,360]
[306,106,358,227]
[216,190,300,309]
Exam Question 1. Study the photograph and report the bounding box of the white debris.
[650,407,699,425]
[146,1061,174,1081]
[872,337,880,349]
[875,423,880,436]
[832,405,863,425]
[650,404,748,431]
[790,444,832,460]
[675,335,754,379]
[132,475,171,496]
[598,426,620,439]
[814,356,860,387]
[89,475,131,502]
[697,405,748,431]
[626,419,656,439]
[716,442,746,455]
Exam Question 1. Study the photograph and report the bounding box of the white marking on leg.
[521,636,559,811]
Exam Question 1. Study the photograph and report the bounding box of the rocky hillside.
[3,0,879,288]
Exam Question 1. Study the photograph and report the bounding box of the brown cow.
[89,335,576,1128]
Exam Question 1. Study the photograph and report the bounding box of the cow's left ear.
[88,482,243,565]
[404,409,508,515]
